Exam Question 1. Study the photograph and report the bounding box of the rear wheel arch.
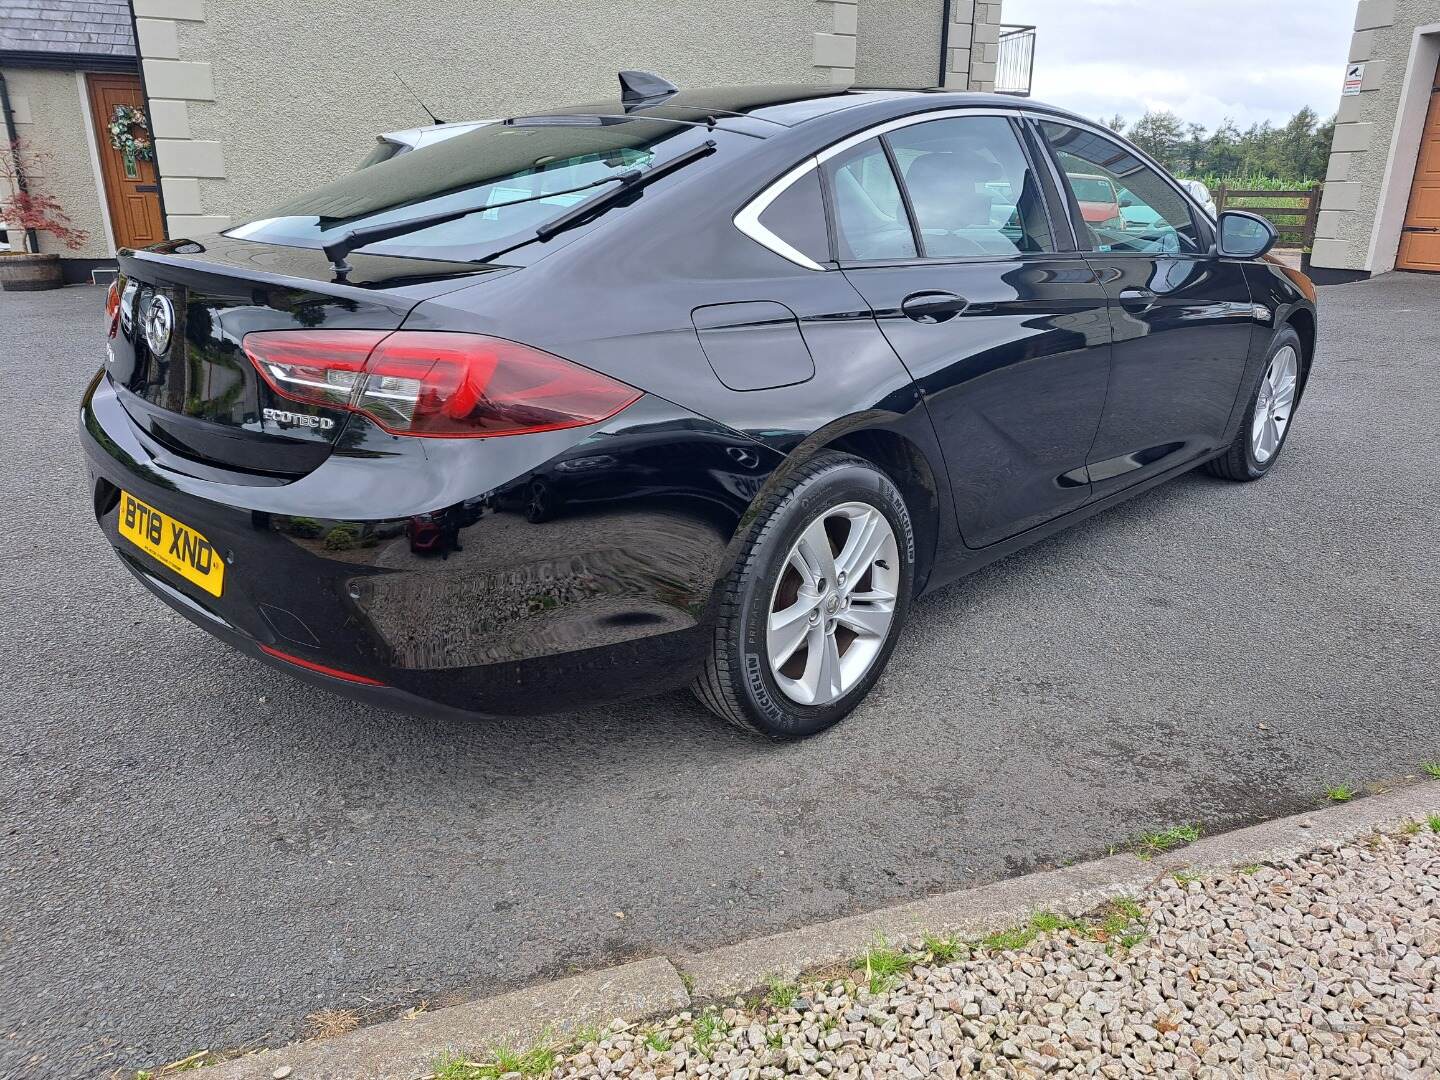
[813,427,942,596]
[743,426,933,596]
[716,421,944,603]
[693,448,917,737]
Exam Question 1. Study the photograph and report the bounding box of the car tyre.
[525,478,558,523]
[1204,325,1304,482]
[692,451,914,739]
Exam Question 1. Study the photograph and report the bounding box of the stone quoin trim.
[813,0,858,85]
[130,0,230,237]
[1311,0,1440,276]
[940,0,1005,91]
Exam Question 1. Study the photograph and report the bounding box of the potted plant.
[0,138,88,291]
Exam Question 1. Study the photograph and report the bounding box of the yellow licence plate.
[118,490,226,598]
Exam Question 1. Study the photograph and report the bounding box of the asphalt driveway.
[2,272,1437,1079]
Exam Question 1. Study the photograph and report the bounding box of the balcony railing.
[995,24,1035,96]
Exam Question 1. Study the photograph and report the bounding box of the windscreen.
[1070,176,1115,203]
[227,118,707,262]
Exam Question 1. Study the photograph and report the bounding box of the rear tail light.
[242,330,640,438]
[105,281,120,339]
[245,330,390,409]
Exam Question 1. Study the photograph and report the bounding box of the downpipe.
[937,0,953,88]
[0,71,40,254]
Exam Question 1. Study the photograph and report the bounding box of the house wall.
[855,0,945,87]
[852,0,1002,91]
[1311,0,1440,275]
[854,0,1005,91]
[137,0,864,234]
[0,65,112,259]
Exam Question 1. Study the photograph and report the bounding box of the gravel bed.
[440,825,1440,1080]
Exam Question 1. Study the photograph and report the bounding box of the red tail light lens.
[358,332,642,437]
[242,330,640,438]
[105,281,121,339]
[245,330,390,409]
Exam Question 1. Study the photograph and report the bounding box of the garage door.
[1397,55,1440,272]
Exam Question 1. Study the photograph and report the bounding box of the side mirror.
[1217,210,1277,259]
[1118,192,1135,208]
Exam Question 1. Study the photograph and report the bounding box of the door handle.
[1118,287,1157,311]
[900,291,969,323]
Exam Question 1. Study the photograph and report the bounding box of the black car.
[82,77,1317,739]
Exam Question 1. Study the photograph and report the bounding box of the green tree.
[1128,110,1187,170]
[1182,123,1207,174]
[1204,120,1243,178]
[1100,108,1336,183]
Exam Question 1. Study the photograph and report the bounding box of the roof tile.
[0,0,136,58]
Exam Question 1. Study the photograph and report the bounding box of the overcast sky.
[1003,0,1356,131]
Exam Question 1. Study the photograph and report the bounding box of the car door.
[1033,119,1256,495]
[827,112,1114,549]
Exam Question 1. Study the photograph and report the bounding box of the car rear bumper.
[81,370,779,717]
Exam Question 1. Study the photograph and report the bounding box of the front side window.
[1037,121,1202,255]
[886,115,1054,258]
[824,138,917,262]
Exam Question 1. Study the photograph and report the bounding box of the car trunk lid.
[107,236,510,477]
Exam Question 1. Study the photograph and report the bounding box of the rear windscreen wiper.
[322,138,717,280]
[532,139,717,244]
[321,173,630,280]
[476,139,718,262]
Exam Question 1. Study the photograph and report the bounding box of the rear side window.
[824,138,917,262]
[886,116,1054,258]
[1038,121,1202,255]
[228,120,722,262]
[756,168,831,265]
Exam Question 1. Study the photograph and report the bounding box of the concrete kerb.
[677,777,1440,1000]
[190,780,1440,1080]
[192,959,690,1080]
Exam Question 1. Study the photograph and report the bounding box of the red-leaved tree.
[0,138,89,253]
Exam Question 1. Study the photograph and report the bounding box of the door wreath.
[108,104,155,177]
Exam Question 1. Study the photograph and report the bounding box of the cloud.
[1003,0,1354,130]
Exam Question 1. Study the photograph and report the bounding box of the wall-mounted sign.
[1342,63,1365,96]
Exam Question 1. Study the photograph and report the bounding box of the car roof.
[518,86,909,128]
[508,84,1096,134]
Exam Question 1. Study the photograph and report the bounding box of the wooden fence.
[1212,185,1323,249]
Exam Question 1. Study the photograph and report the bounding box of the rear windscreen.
[228,119,720,262]
[356,141,402,169]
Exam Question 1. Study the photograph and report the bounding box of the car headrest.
[906,150,1000,187]
[904,152,995,230]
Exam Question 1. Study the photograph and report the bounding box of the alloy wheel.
[1251,344,1298,464]
[766,502,900,706]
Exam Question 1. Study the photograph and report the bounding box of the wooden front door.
[1396,56,1440,272]
[85,73,166,251]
